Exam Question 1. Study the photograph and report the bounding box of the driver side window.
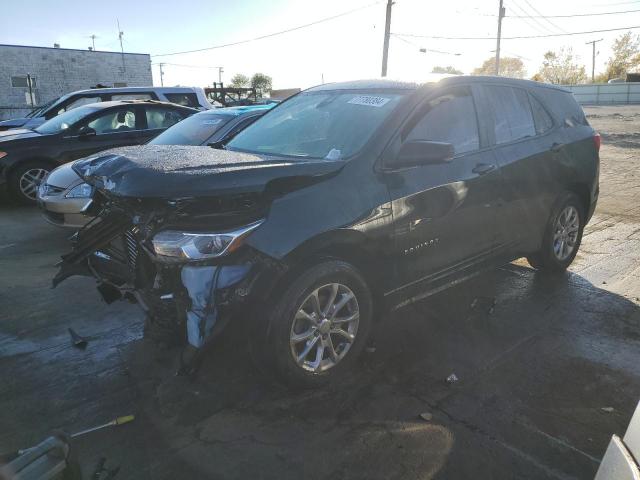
[406,87,480,156]
[81,108,137,135]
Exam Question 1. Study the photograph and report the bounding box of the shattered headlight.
[65,182,93,198]
[152,220,264,261]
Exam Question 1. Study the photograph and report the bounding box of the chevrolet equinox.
[55,77,600,387]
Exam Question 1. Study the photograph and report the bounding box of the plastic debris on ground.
[446,373,459,384]
[419,412,433,422]
[68,328,89,349]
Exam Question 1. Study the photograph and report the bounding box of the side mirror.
[393,140,454,168]
[77,126,96,139]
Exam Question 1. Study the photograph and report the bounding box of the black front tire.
[259,260,373,388]
[527,192,584,272]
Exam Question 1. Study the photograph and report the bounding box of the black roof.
[306,76,570,94]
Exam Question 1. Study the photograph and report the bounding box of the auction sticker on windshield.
[348,95,391,107]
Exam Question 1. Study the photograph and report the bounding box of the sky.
[1,0,639,89]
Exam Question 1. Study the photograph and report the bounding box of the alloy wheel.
[19,168,49,200]
[552,205,580,261]
[289,283,360,373]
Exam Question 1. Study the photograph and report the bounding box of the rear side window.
[145,107,188,130]
[528,93,554,134]
[111,93,155,101]
[486,86,535,144]
[406,86,480,155]
[164,93,199,108]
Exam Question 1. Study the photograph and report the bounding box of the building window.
[11,76,36,88]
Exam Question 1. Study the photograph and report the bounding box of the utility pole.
[381,0,393,77]
[89,34,97,51]
[586,38,603,82]
[26,74,35,107]
[117,19,126,75]
[217,67,224,84]
[159,63,165,87]
[495,0,505,75]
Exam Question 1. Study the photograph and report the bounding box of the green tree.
[431,65,463,74]
[473,56,526,78]
[536,48,587,85]
[229,73,250,88]
[604,32,640,81]
[251,73,273,97]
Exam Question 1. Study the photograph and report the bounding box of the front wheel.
[527,193,584,272]
[262,260,373,388]
[9,161,52,204]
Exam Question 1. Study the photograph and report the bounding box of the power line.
[152,1,381,57]
[391,34,462,55]
[508,1,556,35]
[393,24,640,40]
[519,0,568,33]
[151,62,223,69]
[504,8,640,18]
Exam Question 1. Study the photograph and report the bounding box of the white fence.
[560,82,640,105]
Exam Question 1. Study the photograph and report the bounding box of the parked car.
[38,104,274,227]
[0,86,210,132]
[55,77,600,386]
[0,100,197,203]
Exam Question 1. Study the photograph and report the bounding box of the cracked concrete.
[1,105,639,479]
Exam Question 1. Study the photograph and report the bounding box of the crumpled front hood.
[74,145,345,199]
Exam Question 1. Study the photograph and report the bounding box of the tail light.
[593,132,601,152]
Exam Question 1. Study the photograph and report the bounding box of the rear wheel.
[9,161,52,204]
[527,193,584,272]
[260,260,373,388]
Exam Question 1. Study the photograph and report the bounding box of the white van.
[0,86,212,131]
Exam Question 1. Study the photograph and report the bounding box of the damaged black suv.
[56,77,600,386]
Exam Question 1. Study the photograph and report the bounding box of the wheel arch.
[565,182,591,218]
[6,156,58,177]
[258,229,389,321]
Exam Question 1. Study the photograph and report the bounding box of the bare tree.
[432,65,463,74]
[473,57,526,78]
[229,74,250,88]
[604,32,640,81]
[535,48,587,85]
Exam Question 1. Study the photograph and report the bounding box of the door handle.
[472,163,496,175]
[550,142,565,152]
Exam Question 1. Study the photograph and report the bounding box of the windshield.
[226,90,408,160]
[34,105,100,134]
[26,97,59,118]
[150,112,233,146]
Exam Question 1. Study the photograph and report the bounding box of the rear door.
[142,105,192,142]
[481,84,561,251]
[384,84,502,291]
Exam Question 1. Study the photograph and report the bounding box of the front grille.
[124,227,139,270]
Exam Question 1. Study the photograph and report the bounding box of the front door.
[60,105,147,162]
[384,85,502,295]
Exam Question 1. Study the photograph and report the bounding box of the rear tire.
[9,160,52,205]
[527,192,584,272]
[257,260,373,388]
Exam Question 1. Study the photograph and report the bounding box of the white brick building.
[0,44,152,120]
